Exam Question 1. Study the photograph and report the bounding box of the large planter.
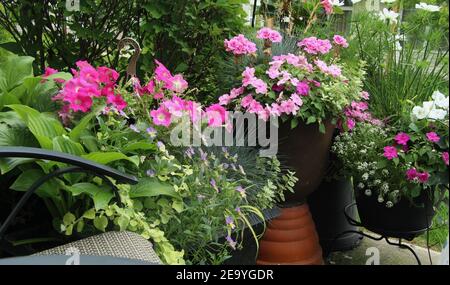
[308,178,361,254]
[278,119,336,205]
[355,188,436,241]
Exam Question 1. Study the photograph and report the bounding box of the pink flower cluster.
[242,67,268,94]
[224,34,257,56]
[151,96,204,127]
[342,95,383,131]
[133,60,188,100]
[257,28,283,43]
[55,61,124,114]
[321,0,333,15]
[42,67,66,84]
[315,60,342,78]
[298,37,332,55]
[150,97,228,128]
[406,168,430,183]
[333,35,349,48]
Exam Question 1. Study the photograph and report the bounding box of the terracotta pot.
[277,120,336,205]
[257,204,323,265]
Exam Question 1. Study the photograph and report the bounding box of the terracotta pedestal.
[257,204,324,265]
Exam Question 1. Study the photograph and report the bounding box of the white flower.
[379,8,399,23]
[432,90,449,110]
[416,2,441,12]
[331,0,344,7]
[412,106,428,120]
[381,0,396,3]
[428,108,447,120]
[351,0,362,3]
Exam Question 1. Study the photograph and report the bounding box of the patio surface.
[326,233,442,265]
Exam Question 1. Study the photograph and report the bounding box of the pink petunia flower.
[205,104,227,127]
[154,59,173,85]
[383,146,398,160]
[150,106,172,127]
[107,94,127,111]
[167,74,188,93]
[43,67,58,77]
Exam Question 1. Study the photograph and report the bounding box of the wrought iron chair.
[0,146,161,265]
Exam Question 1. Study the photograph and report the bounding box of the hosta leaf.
[82,152,140,167]
[7,104,66,149]
[52,136,85,156]
[0,55,34,93]
[130,177,179,199]
[10,169,61,198]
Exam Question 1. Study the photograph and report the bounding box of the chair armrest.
[0,147,138,185]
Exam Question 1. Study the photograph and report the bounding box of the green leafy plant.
[343,6,449,122]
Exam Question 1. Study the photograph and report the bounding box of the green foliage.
[140,0,248,102]
[343,9,449,123]
[0,1,141,73]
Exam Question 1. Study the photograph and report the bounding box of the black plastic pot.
[308,178,361,254]
[355,189,436,241]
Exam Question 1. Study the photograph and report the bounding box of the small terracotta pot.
[257,204,323,265]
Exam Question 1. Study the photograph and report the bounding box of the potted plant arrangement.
[218,2,366,264]
[332,91,449,240]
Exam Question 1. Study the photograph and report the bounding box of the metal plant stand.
[327,203,425,265]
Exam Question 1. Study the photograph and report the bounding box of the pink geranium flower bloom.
[151,106,172,127]
[257,27,283,43]
[426,132,440,143]
[333,35,349,48]
[383,146,398,160]
[395,132,411,146]
[442,152,449,166]
[298,37,332,55]
[224,34,257,56]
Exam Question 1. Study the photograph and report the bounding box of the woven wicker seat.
[34,231,161,264]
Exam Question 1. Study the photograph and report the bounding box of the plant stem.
[303,1,322,35]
